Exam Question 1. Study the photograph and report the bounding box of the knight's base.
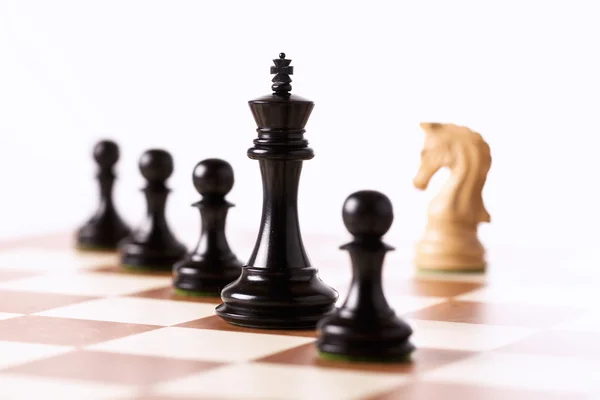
[416,263,487,274]
[414,231,486,273]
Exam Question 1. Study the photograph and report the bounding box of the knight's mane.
[430,125,491,224]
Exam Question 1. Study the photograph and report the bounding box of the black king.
[216,53,338,329]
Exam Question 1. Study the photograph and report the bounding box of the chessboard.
[0,232,598,399]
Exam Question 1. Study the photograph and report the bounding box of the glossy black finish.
[76,140,131,251]
[173,159,243,296]
[270,52,293,94]
[316,191,415,361]
[119,149,186,271]
[216,53,338,329]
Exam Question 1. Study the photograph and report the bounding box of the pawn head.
[93,140,119,168]
[139,149,174,182]
[342,190,394,238]
[193,158,234,197]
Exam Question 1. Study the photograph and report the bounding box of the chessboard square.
[0,374,137,400]
[386,278,484,298]
[372,381,587,400]
[455,283,600,309]
[386,295,447,314]
[552,310,600,333]
[0,340,73,370]
[93,264,170,276]
[152,362,408,400]
[0,312,21,320]
[0,248,118,271]
[422,352,600,394]
[0,315,159,346]
[37,297,216,326]
[4,350,224,386]
[408,319,539,351]
[0,271,171,296]
[494,330,600,359]
[332,291,448,313]
[122,397,208,400]
[0,289,97,314]
[317,261,353,287]
[178,315,316,338]
[127,286,222,304]
[88,327,315,363]
[0,270,40,282]
[258,342,478,375]
[405,300,580,328]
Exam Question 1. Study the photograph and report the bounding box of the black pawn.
[119,149,186,271]
[316,190,415,362]
[173,159,243,296]
[76,140,131,251]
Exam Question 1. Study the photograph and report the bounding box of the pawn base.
[173,288,220,298]
[119,241,186,272]
[121,264,172,273]
[318,350,413,364]
[76,215,130,252]
[216,266,338,330]
[173,255,243,297]
[76,234,128,252]
[75,243,119,253]
[316,310,415,363]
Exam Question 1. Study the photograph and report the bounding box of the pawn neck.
[97,168,116,211]
[191,198,236,262]
[339,238,395,319]
[143,182,170,221]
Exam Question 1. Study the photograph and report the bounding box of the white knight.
[413,122,492,272]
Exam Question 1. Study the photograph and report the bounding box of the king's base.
[215,266,338,330]
[215,303,335,330]
[173,256,243,298]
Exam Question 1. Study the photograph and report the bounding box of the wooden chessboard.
[0,232,597,399]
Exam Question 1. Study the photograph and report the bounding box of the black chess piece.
[76,140,131,251]
[216,53,338,329]
[173,158,243,296]
[316,190,415,362]
[119,149,187,271]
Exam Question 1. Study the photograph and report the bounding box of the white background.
[0,0,598,253]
